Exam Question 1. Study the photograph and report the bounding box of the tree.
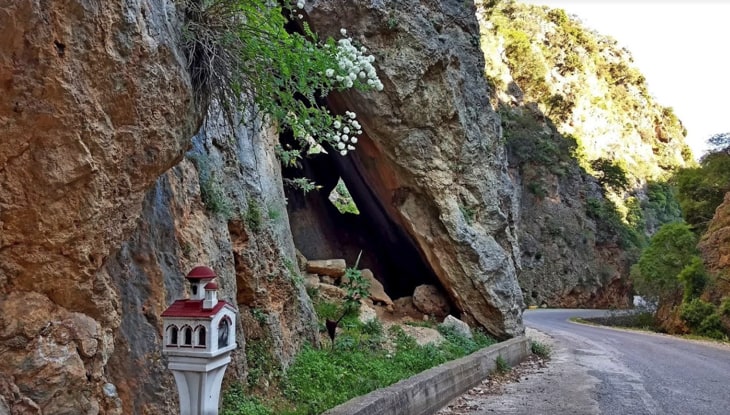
[590,158,630,193]
[631,222,698,300]
[674,149,730,233]
[179,0,383,160]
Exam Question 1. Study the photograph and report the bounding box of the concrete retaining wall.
[323,336,530,415]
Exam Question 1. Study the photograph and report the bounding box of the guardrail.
[323,336,530,415]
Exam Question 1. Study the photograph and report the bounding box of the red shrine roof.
[161,299,229,318]
[186,266,216,280]
[204,282,218,290]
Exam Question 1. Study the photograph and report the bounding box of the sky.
[520,0,730,159]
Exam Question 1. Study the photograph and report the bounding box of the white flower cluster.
[326,111,362,156]
[326,29,383,91]
[295,0,305,9]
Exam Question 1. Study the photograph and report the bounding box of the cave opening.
[273,14,442,302]
[280,131,439,300]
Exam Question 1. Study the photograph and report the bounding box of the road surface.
[440,309,730,415]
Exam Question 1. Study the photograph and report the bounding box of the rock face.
[1,0,197,412]
[0,1,317,413]
[698,193,730,304]
[306,0,524,337]
[473,2,690,308]
[99,106,319,414]
[514,162,632,308]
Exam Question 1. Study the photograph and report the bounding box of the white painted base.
[168,353,231,415]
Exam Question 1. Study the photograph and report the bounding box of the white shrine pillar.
[161,266,237,415]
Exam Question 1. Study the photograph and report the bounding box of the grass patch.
[530,340,551,358]
[495,355,511,374]
[222,299,497,414]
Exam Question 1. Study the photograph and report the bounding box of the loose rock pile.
[298,252,472,346]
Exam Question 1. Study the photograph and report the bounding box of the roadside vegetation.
[222,268,497,415]
[484,0,730,340]
[530,340,551,359]
[628,136,730,340]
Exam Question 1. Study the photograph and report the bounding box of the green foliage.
[245,199,263,232]
[251,308,268,325]
[222,386,273,415]
[677,256,708,302]
[459,204,477,224]
[674,150,730,234]
[284,177,320,194]
[530,341,551,358]
[280,322,495,414]
[495,355,511,374]
[680,299,722,339]
[341,264,370,315]
[500,106,579,174]
[329,178,360,215]
[544,93,574,123]
[720,297,730,317]
[697,313,726,340]
[590,158,630,193]
[187,152,234,217]
[582,312,658,332]
[493,18,549,98]
[179,0,382,163]
[625,196,645,233]
[527,181,548,198]
[585,197,642,249]
[632,222,698,299]
[640,181,683,232]
[244,336,279,389]
[603,62,646,88]
[680,298,714,327]
[201,175,233,217]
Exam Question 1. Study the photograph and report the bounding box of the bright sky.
[520,0,730,159]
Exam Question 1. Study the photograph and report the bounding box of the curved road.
[443,309,730,415]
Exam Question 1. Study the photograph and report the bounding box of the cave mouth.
[281,133,440,300]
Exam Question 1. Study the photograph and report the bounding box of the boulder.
[440,315,473,339]
[361,269,394,309]
[399,325,444,347]
[307,259,347,278]
[413,284,450,318]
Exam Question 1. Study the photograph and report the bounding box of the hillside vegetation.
[476,0,691,307]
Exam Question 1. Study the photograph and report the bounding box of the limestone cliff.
[304,0,525,337]
[698,193,730,309]
[1,0,195,412]
[475,1,690,307]
[0,1,316,413]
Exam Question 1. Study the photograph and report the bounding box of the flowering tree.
[179,0,382,159]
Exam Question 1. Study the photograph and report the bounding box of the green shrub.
[245,200,263,232]
[680,298,715,328]
[677,256,708,302]
[720,297,730,317]
[221,386,272,415]
[495,355,511,374]
[530,341,551,358]
[697,313,725,340]
[200,175,233,217]
[674,151,730,234]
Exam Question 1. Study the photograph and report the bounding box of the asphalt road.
[443,309,730,415]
